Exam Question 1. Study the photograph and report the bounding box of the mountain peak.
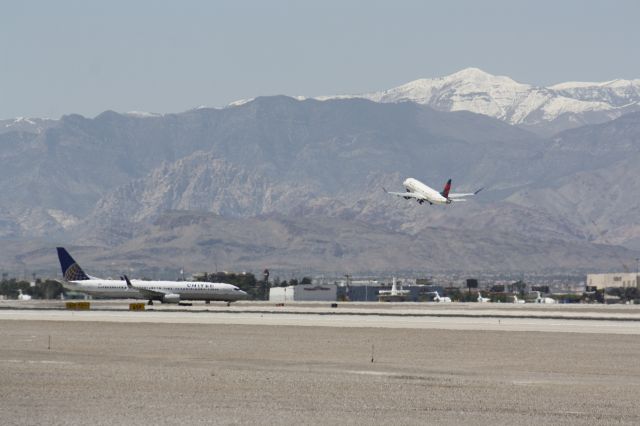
[319,68,640,133]
[449,67,494,79]
[445,67,523,87]
[225,68,640,135]
[396,68,521,89]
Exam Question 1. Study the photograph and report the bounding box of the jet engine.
[162,293,181,303]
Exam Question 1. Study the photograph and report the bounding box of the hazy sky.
[2,0,639,119]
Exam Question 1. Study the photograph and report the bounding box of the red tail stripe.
[442,179,452,198]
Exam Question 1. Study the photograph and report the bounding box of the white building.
[269,284,337,302]
[587,273,639,290]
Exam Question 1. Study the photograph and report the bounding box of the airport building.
[586,273,639,290]
[269,283,337,302]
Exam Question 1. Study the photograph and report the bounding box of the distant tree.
[289,279,299,286]
[25,280,45,299]
[301,277,312,285]
[492,294,508,303]
[445,288,462,302]
[459,292,477,302]
[623,287,638,302]
[606,287,623,297]
[513,280,527,296]
[555,294,582,304]
[37,280,65,299]
[255,280,269,301]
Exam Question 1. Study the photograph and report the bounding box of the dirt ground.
[1,320,640,425]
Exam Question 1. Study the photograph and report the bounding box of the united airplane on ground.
[384,178,482,205]
[56,247,248,305]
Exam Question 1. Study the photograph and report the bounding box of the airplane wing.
[134,286,169,300]
[123,275,168,299]
[383,188,427,200]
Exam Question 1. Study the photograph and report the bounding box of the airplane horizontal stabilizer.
[448,187,483,198]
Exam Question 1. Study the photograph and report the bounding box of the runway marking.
[345,370,401,377]
[1,359,74,365]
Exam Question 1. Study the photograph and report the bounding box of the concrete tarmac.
[2,309,640,335]
[1,302,640,425]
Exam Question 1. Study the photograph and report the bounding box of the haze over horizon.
[2,0,639,119]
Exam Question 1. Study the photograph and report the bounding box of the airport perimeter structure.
[2,301,640,425]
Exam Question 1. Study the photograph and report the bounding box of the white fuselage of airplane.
[403,178,449,205]
[59,278,247,302]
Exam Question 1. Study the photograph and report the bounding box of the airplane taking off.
[384,178,482,205]
[55,247,248,305]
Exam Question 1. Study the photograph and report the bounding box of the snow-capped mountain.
[0,116,57,135]
[317,68,640,135]
[550,78,640,106]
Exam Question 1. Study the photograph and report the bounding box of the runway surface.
[2,309,640,335]
[2,300,640,335]
[2,302,640,425]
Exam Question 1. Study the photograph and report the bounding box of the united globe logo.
[64,263,89,281]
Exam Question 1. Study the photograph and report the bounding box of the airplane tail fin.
[56,247,90,281]
[440,179,452,198]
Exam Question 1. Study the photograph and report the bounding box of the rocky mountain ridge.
[2,94,640,275]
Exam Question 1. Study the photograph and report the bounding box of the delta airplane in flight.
[56,247,248,305]
[384,178,482,205]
